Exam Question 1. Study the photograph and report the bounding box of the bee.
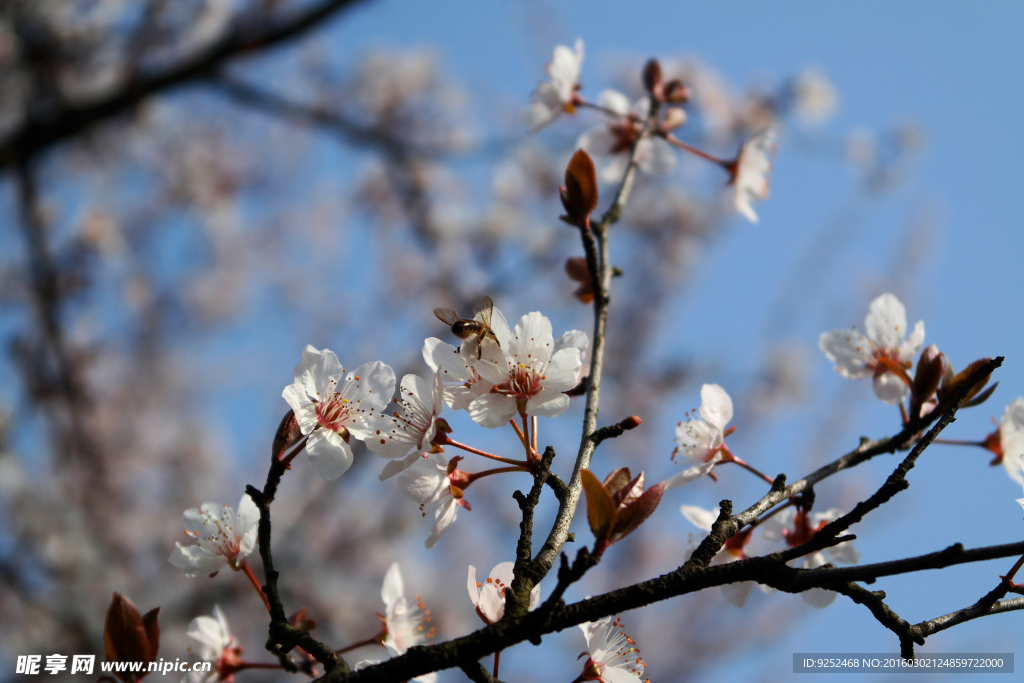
[433,295,500,357]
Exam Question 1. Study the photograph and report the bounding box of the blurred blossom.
[398,452,471,548]
[523,39,584,132]
[788,69,838,125]
[681,505,770,608]
[577,89,675,184]
[184,605,242,683]
[728,126,776,224]
[990,398,1024,484]
[380,562,437,682]
[760,507,860,608]
[168,495,259,578]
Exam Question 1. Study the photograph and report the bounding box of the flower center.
[316,391,353,432]
[498,362,546,400]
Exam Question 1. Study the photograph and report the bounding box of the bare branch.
[0,0,368,168]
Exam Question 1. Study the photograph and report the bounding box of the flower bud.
[559,149,599,227]
[643,58,663,100]
[909,344,944,418]
[664,78,691,103]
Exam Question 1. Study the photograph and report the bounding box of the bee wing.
[473,295,494,328]
[433,307,461,326]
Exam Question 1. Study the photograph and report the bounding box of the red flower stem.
[899,402,910,425]
[1002,554,1024,586]
[728,456,775,485]
[493,651,501,678]
[665,134,729,167]
[279,434,309,468]
[335,628,387,655]
[509,419,529,449]
[445,438,531,467]
[239,559,271,612]
[532,416,539,454]
[522,415,531,458]
[933,438,988,448]
[467,466,531,483]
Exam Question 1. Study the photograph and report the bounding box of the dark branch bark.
[247,449,347,675]
[0,0,367,169]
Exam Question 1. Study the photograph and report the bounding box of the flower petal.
[872,371,910,405]
[819,329,872,379]
[305,428,354,480]
[865,293,908,350]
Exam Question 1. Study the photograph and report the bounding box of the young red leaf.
[609,481,666,545]
[601,467,632,501]
[581,469,617,542]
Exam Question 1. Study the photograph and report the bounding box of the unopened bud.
[643,59,663,100]
[622,415,642,430]
[664,79,690,103]
[909,344,944,419]
[660,107,687,131]
[559,149,599,227]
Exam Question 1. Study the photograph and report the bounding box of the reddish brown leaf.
[581,469,617,542]
[610,481,666,544]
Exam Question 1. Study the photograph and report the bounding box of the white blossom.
[470,311,588,427]
[282,345,395,480]
[997,398,1024,485]
[522,39,584,132]
[467,562,540,624]
[577,89,675,184]
[819,293,925,405]
[673,384,733,475]
[368,371,445,481]
[168,495,258,578]
[730,126,776,223]
[183,605,240,683]
[577,615,647,683]
[422,302,512,411]
[397,452,470,548]
[377,563,437,683]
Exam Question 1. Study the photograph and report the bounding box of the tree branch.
[534,99,661,575]
[246,450,347,675]
[0,0,367,169]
